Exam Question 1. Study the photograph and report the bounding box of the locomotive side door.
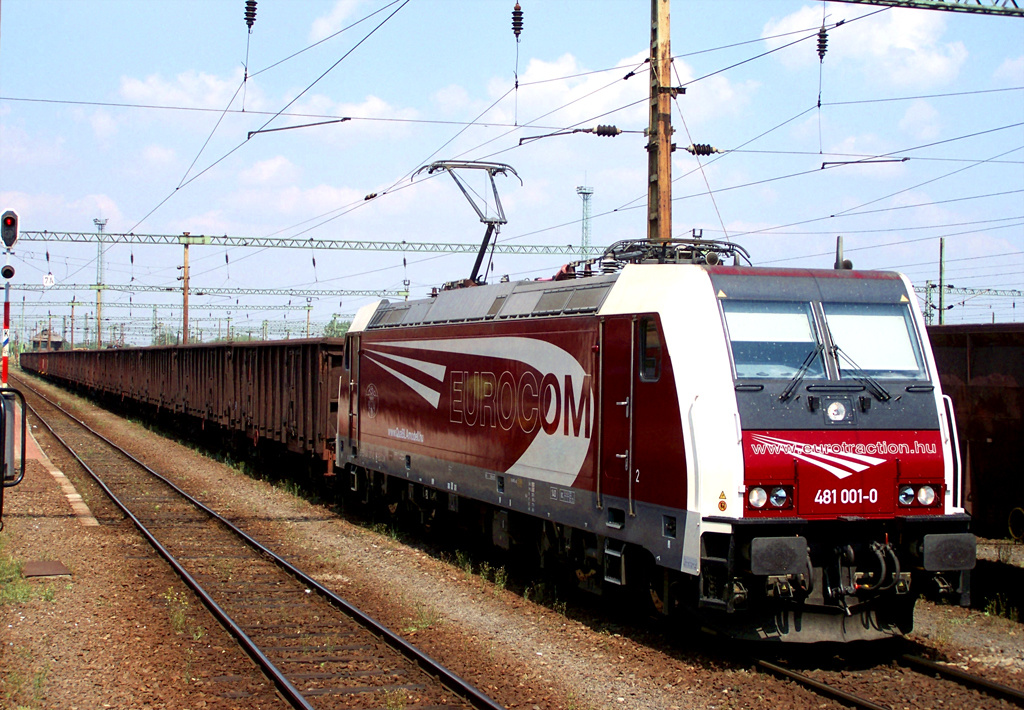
[629,315,667,512]
[346,333,360,456]
[598,316,634,519]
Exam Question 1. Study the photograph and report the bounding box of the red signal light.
[1,209,19,247]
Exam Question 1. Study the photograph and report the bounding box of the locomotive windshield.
[823,302,927,380]
[722,300,825,379]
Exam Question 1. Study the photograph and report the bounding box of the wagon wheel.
[1009,507,1024,543]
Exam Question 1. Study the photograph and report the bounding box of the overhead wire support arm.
[519,125,629,146]
[247,117,350,139]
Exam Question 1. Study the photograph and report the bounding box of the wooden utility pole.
[178,232,209,345]
[647,0,674,243]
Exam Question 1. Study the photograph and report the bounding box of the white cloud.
[120,68,255,111]
[69,194,123,225]
[142,144,176,166]
[90,110,118,141]
[229,183,364,217]
[239,156,300,185]
[486,51,647,128]
[310,0,362,43]
[432,85,473,115]
[762,4,967,87]
[994,56,1024,84]
[0,125,65,166]
[0,191,125,233]
[898,100,941,141]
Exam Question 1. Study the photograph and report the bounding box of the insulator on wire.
[512,3,523,41]
[817,26,828,62]
[594,124,621,137]
[685,143,720,156]
[245,0,258,30]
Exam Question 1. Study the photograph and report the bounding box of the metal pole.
[2,280,9,387]
[925,280,934,326]
[94,218,106,349]
[647,0,673,243]
[577,186,594,259]
[938,237,946,325]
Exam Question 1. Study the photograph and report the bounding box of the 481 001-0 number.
[814,488,879,505]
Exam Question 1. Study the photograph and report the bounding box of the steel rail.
[755,659,889,710]
[20,391,316,710]
[899,653,1024,706]
[16,374,507,710]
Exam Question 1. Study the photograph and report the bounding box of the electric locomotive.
[335,238,974,642]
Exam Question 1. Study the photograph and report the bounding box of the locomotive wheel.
[1009,507,1024,542]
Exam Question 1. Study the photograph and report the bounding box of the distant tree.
[324,314,350,338]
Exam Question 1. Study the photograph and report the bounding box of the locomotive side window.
[639,317,661,381]
[823,302,927,380]
[722,300,825,379]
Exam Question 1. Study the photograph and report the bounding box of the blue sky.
[1,0,1022,342]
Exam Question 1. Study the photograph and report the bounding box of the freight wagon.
[21,339,345,463]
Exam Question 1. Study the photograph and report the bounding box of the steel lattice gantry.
[18,231,601,256]
[830,0,1023,16]
[11,283,404,298]
[19,301,318,312]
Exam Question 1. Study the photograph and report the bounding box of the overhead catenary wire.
[670,61,729,239]
[10,4,1018,305]
[125,0,412,235]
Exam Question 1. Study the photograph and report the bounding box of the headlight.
[917,485,936,506]
[748,487,767,508]
[769,487,788,508]
[898,485,915,506]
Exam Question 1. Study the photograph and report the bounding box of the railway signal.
[1,211,18,249]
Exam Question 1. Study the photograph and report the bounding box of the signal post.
[1,211,19,385]
[0,210,26,527]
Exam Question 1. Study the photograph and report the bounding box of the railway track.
[14,375,506,710]
[756,650,1024,709]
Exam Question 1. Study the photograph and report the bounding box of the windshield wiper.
[779,343,824,402]
[832,346,891,402]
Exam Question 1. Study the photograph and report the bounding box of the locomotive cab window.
[639,317,662,382]
[823,302,927,380]
[722,300,825,380]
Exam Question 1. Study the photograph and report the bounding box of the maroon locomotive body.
[337,241,975,642]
